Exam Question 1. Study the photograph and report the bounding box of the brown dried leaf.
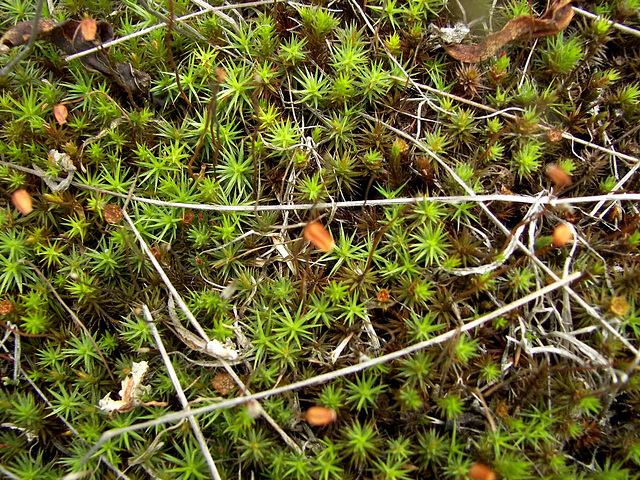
[53,103,68,125]
[0,19,56,50]
[303,221,335,252]
[79,18,97,42]
[446,0,574,63]
[11,189,33,215]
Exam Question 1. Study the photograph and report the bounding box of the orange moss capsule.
[377,288,391,303]
[53,103,68,125]
[79,18,98,41]
[469,463,497,480]
[11,189,33,215]
[303,221,335,252]
[552,224,573,247]
[546,164,572,188]
[305,406,337,426]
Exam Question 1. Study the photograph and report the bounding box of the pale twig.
[12,322,20,381]
[362,113,640,358]
[123,208,302,454]
[80,272,581,464]
[518,39,538,89]
[4,158,640,210]
[574,7,640,38]
[144,306,222,480]
[137,0,207,42]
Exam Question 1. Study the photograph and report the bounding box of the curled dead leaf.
[98,361,167,416]
[446,0,574,62]
[53,103,68,125]
[11,189,33,215]
[303,221,335,252]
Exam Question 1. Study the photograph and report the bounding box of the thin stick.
[123,208,302,454]
[5,157,640,211]
[574,7,640,38]
[80,272,581,464]
[144,306,222,480]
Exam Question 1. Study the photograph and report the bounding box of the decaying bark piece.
[445,0,575,62]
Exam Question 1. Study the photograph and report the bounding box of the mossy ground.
[0,0,639,479]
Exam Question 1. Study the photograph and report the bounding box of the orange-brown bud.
[305,406,337,426]
[53,103,68,125]
[546,164,572,188]
[11,189,33,215]
[104,203,123,224]
[79,18,97,41]
[469,463,497,480]
[303,221,335,252]
[552,224,573,247]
